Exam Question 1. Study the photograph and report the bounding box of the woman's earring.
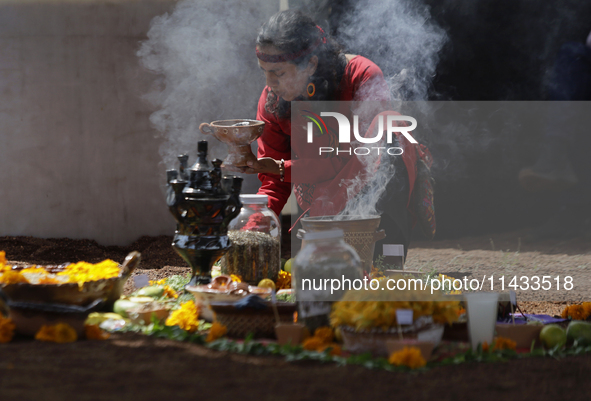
[307,82,316,97]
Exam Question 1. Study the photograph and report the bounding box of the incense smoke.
[333,0,447,217]
[137,0,275,191]
[337,0,446,101]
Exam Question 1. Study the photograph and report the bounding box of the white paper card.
[133,274,150,289]
[383,244,405,256]
[396,309,413,325]
[417,325,444,344]
[510,290,517,306]
[299,301,332,318]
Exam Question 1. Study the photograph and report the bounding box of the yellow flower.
[0,315,16,343]
[0,270,29,284]
[57,259,120,285]
[85,324,110,340]
[275,270,291,290]
[163,285,178,299]
[302,336,324,351]
[0,250,6,265]
[165,301,200,332]
[493,336,516,351]
[206,322,227,342]
[230,274,242,283]
[388,346,426,369]
[432,302,462,325]
[149,278,167,286]
[35,323,78,343]
[314,326,334,344]
[369,265,386,280]
[330,285,462,332]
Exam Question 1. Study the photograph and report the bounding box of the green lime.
[566,321,591,346]
[539,324,567,349]
[284,258,293,274]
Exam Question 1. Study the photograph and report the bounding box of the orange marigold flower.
[206,322,227,342]
[314,326,334,344]
[582,303,591,319]
[230,274,242,283]
[369,266,382,280]
[318,343,342,356]
[562,305,587,321]
[493,336,517,351]
[388,346,427,369]
[165,301,200,332]
[561,306,569,319]
[302,336,324,351]
[0,270,29,284]
[0,315,16,343]
[482,341,490,352]
[275,270,291,290]
[163,285,178,299]
[85,324,110,340]
[0,251,7,267]
[35,323,78,343]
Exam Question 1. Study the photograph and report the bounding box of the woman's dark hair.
[256,10,347,118]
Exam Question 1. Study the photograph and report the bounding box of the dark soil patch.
[0,235,185,269]
[1,333,590,401]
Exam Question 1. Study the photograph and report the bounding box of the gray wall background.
[0,0,271,245]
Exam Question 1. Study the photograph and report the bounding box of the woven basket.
[340,316,444,356]
[209,301,297,338]
[0,251,140,308]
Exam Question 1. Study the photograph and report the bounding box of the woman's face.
[257,45,317,102]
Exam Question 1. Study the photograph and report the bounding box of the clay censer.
[199,119,264,170]
[166,140,243,286]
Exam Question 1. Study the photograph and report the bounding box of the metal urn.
[166,140,243,286]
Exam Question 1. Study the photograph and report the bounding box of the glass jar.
[219,194,281,285]
[292,229,363,332]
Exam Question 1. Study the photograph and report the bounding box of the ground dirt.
[1,230,590,400]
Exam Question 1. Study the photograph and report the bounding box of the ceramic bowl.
[185,284,272,322]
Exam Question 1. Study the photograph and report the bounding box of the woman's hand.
[241,157,281,175]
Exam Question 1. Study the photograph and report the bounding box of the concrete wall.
[0,0,266,245]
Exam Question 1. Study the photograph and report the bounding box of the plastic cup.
[465,292,499,350]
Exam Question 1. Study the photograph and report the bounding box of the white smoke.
[334,111,398,219]
[333,0,447,218]
[137,0,276,170]
[337,0,446,101]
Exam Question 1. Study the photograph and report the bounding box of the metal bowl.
[185,283,272,322]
